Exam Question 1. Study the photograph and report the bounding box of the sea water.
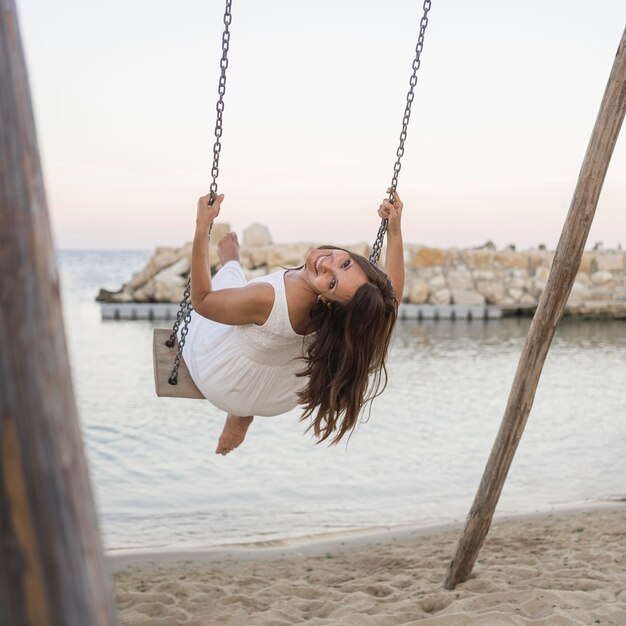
[57,250,626,551]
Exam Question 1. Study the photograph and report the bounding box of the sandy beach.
[110,504,626,625]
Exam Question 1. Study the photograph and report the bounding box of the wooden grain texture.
[444,27,626,590]
[0,2,119,624]
[153,329,204,399]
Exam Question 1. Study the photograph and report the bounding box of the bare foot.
[216,414,254,455]
[217,232,240,264]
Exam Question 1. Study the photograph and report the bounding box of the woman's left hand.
[196,192,224,229]
[378,188,403,236]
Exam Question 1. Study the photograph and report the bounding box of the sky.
[18,0,626,250]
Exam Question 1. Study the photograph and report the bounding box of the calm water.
[57,251,626,551]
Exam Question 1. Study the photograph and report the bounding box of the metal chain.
[167,0,232,386]
[210,0,233,197]
[370,0,432,266]
[166,277,192,349]
[166,276,192,383]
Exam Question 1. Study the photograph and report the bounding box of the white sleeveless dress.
[180,261,311,417]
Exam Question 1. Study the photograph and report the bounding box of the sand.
[110,504,626,625]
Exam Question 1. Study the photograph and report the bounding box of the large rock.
[595,252,624,272]
[495,251,528,269]
[410,247,446,268]
[567,282,592,306]
[463,249,495,270]
[266,243,313,268]
[157,257,190,278]
[127,238,200,292]
[210,222,232,244]
[151,257,190,302]
[528,249,553,269]
[591,270,614,285]
[446,248,463,265]
[472,269,496,281]
[608,302,626,318]
[430,288,451,305]
[96,287,134,303]
[510,276,527,290]
[413,266,436,279]
[153,275,187,303]
[408,279,429,304]
[615,287,626,301]
[133,281,154,302]
[429,275,446,290]
[136,258,191,303]
[446,270,474,290]
[589,288,615,301]
[128,246,180,291]
[580,300,610,314]
[451,289,485,305]
[507,288,524,302]
[575,272,591,286]
[243,223,272,247]
[240,245,270,269]
[500,297,516,306]
[476,280,506,304]
[519,293,537,306]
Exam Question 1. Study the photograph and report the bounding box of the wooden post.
[444,27,626,591]
[0,2,119,624]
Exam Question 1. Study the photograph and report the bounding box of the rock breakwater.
[96,223,626,318]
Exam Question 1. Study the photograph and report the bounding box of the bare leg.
[217,232,240,264]
[216,414,254,455]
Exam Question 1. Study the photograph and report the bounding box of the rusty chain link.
[370,0,432,265]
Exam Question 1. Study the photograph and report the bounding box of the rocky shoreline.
[97,222,626,318]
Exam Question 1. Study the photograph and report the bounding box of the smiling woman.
[149,0,429,453]
[307,247,368,303]
[178,191,402,455]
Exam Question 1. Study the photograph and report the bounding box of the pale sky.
[19,1,626,250]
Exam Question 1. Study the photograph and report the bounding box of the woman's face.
[305,248,368,303]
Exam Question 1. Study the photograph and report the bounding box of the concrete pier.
[100,303,521,321]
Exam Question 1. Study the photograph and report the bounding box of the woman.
[183,189,404,455]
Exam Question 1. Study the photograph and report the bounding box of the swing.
[153,0,432,399]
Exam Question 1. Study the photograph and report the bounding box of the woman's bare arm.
[378,190,405,302]
[194,283,274,325]
[191,193,274,325]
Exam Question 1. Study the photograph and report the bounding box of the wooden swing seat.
[152,329,204,399]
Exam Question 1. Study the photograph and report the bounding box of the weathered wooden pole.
[444,27,626,590]
[0,2,119,624]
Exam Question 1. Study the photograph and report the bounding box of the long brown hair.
[296,247,398,445]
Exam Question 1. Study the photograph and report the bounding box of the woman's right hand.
[378,188,403,236]
[196,192,224,228]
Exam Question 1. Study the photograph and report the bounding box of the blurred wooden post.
[0,2,119,624]
[444,27,626,591]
